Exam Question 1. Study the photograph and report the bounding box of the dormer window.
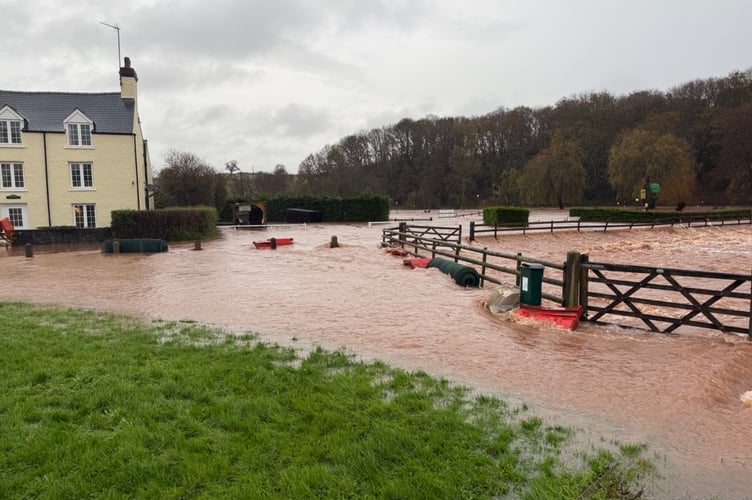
[0,105,24,146]
[64,109,94,148]
[68,123,92,146]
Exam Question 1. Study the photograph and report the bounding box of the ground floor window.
[73,204,95,228]
[1,204,26,229]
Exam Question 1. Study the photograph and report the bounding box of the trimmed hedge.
[111,207,217,241]
[261,195,389,223]
[483,206,530,226]
[569,207,752,222]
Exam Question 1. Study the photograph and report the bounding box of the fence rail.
[383,223,752,338]
[580,259,752,335]
[469,212,752,240]
[383,223,566,304]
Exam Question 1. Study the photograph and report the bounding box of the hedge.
[225,195,389,223]
[111,207,217,241]
[482,206,530,226]
[568,207,752,223]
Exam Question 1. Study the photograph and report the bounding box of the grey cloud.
[268,103,333,137]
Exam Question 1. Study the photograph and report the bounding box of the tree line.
[297,68,752,208]
[155,69,752,212]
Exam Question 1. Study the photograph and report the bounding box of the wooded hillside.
[295,69,752,208]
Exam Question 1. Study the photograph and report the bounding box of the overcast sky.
[2,1,751,173]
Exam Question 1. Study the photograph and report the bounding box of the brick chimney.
[119,56,138,99]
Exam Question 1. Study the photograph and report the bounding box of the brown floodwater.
[2,209,751,498]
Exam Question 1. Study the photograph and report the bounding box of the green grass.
[0,302,656,499]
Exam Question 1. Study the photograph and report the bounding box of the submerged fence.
[383,223,752,338]
[469,211,752,240]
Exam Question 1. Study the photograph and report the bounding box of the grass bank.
[0,302,656,499]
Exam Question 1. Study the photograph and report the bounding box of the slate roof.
[0,90,135,134]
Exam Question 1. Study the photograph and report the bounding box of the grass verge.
[0,302,656,499]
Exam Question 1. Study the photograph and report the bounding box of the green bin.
[519,262,544,305]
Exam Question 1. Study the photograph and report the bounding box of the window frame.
[63,110,94,148]
[73,203,96,228]
[0,119,23,146]
[0,106,24,146]
[7,206,24,228]
[70,162,94,190]
[1,162,25,190]
[67,123,93,147]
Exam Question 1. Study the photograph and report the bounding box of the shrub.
[111,207,217,240]
[483,206,530,226]
[568,207,752,223]
[259,195,389,222]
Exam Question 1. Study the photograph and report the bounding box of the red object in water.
[0,217,13,239]
[516,304,584,330]
[403,257,432,268]
[385,247,408,256]
[253,237,294,249]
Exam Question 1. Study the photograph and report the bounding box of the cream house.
[0,57,153,229]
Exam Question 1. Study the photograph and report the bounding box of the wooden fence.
[578,257,752,336]
[469,212,752,240]
[383,224,752,338]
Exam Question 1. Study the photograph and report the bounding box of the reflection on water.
[2,211,751,498]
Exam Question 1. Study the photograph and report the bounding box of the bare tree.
[155,150,224,209]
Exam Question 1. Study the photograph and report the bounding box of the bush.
[111,207,217,241]
[483,206,530,226]
[231,195,389,223]
[568,207,752,223]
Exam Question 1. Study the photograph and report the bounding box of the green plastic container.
[519,262,544,305]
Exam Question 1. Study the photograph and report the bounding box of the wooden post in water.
[25,243,33,258]
[112,241,120,254]
[579,254,590,319]
[270,237,277,250]
[469,221,475,241]
[563,251,581,307]
[194,240,202,250]
[330,236,339,248]
[398,222,407,248]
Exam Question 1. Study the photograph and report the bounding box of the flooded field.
[2,209,751,498]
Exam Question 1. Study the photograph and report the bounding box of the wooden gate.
[580,259,752,336]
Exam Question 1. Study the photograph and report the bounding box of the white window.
[70,163,93,189]
[1,204,26,229]
[67,123,92,147]
[8,207,23,227]
[64,110,93,148]
[1,162,24,189]
[73,204,96,228]
[0,105,24,145]
[0,120,22,145]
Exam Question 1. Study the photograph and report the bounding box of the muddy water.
[2,211,751,498]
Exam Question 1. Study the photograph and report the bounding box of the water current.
[1,209,751,498]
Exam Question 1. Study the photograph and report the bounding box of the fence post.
[480,248,488,287]
[515,252,522,287]
[563,251,581,307]
[579,254,590,319]
[469,221,475,241]
[399,222,407,248]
